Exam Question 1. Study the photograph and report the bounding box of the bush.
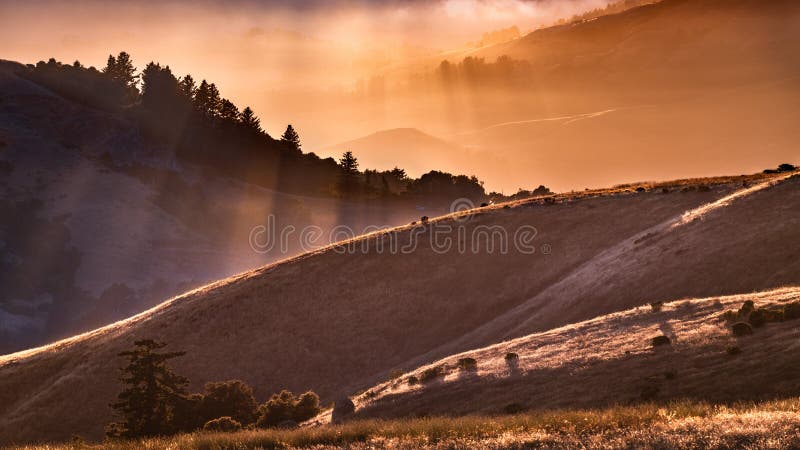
[652,335,671,347]
[420,366,444,383]
[504,352,519,361]
[203,416,242,433]
[739,300,755,316]
[661,188,670,194]
[777,163,797,172]
[636,186,646,192]
[732,322,753,337]
[407,375,419,385]
[331,397,355,424]
[650,301,664,312]
[726,345,742,356]
[255,390,321,428]
[420,216,429,223]
[200,380,258,425]
[457,357,478,371]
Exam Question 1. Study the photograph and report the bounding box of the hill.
[0,171,798,444]
[0,60,435,353]
[319,128,505,182]
[351,287,800,420]
[346,0,800,193]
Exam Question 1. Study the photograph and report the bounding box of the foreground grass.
[17,399,800,450]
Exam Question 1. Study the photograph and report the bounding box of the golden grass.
[14,398,800,449]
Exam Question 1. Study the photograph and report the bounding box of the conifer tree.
[107,340,189,438]
[239,106,262,132]
[280,124,301,153]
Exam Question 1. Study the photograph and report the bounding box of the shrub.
[331,397,355,424]
[420,366,444,383]
[200,380,258,426]
[420,216,429,223]
[661,188,670,194]
[457,357,478,371]
[650,301,664,312]
[504,352,519,361]
[727,345,742,356]
[652,335,671,347]
[407,375,419,385]
[504,403,526,414]
[203,416,242,433]
[256,390,321,428]
[480,202,489,207]
[636,186,646,192]
[748,308,767,328]
[777,163,797,172]
[732,322,753,337]
[739,300,755,316]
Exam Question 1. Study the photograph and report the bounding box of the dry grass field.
[11,399,800,449]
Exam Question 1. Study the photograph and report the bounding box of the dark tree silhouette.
[107,340,189,438]
[178,74,196,99]
[337,151,360,197]
[280,124,302,153]
[218,99,239,123]
[239,107,262,132]
[339,151,359,175]
[140,62,179,112]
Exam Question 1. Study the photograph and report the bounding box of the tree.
[280,124,301,153]
[140,62,179,111]
[337,151,361,197]
[178,75,196,99]
[239,106,262,132]
[338,151,359,175]
[107,340,189,438]
[199,380,258,425]
[103,51,137,90]
[218,99,239,123]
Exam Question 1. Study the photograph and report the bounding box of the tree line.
[21,52,488,203]
[106,339,320,438]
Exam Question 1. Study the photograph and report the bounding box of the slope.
[0,172,798,444]
[352,287,800,420]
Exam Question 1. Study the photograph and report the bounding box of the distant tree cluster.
[107,340,321,438]
[21,52,488,204]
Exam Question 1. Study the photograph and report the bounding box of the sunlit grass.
[16,398,800,449]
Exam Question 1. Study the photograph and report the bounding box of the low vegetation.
[17,399,800,449]
[106,340,320,440]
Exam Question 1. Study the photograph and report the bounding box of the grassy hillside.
[0,171,797,444]
[351,287,800,420]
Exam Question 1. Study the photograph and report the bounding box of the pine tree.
[178,75,196,99]
[280,124,301,153]
[339,151,359,175]
[337,151,360,197]
[218,99,239,123]
[193,80,211,114]
[239,107,262,132]
[206,83,221,117]
[107,340,189,438]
